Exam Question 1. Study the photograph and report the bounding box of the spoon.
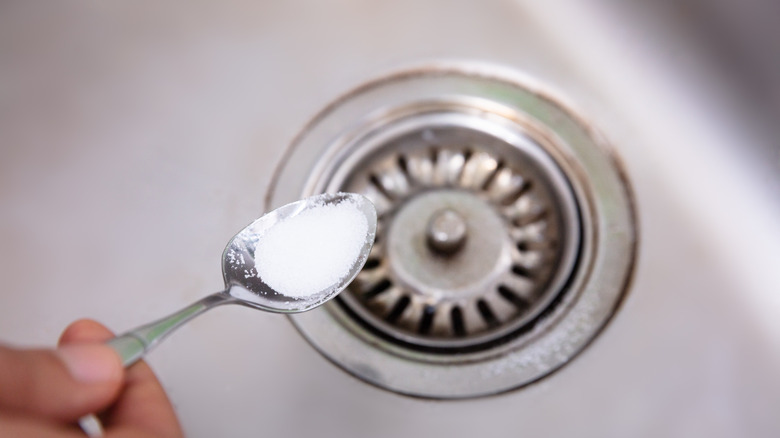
[107,192,377,367]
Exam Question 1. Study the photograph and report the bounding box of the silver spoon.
[107,192,377,367]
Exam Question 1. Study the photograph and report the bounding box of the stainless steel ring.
[267,62,637,399]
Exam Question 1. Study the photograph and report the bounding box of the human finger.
[0,412,85,438]
[58,319,183,438]
[102,357,183,438]
[58,318,115,345]
[0,343,123,421]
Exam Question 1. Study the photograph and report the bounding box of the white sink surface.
[1,1,778,437]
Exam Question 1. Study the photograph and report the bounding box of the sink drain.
[266,63,637,398]
[333,118,581,352]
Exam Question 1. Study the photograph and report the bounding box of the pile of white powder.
[253,198,369,299]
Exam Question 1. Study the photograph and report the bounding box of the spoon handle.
[108,291,236,367]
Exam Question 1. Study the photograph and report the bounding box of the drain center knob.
[426,208,468,255]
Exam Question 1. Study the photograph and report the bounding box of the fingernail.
[57,344,123,384]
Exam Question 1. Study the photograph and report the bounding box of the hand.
[0,319,183,437]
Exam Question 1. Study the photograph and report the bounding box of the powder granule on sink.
[253,198,369,299]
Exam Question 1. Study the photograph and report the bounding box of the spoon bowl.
[222,192,377,312]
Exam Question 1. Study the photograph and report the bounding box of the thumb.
[0,343,124,421]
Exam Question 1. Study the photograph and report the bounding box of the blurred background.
[1,1,778,437]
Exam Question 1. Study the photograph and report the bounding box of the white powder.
[254,198,369,299]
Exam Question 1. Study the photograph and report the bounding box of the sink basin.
[1,1,778,436]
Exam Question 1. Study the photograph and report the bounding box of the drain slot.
[450,307,466,337]
[511,264,534,279]
[477,300,501,328]
[363,278,392,299]
[418,305,436,335]
[497,285,530,311]
[386,295,411,323]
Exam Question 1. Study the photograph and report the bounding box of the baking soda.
[254,198,368,298]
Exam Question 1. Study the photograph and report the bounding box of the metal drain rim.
[267,62,638,398]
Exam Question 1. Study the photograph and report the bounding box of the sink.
[1,1,778,436]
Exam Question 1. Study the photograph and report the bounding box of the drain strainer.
[266,63,637,398]
[334,117,581,352]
